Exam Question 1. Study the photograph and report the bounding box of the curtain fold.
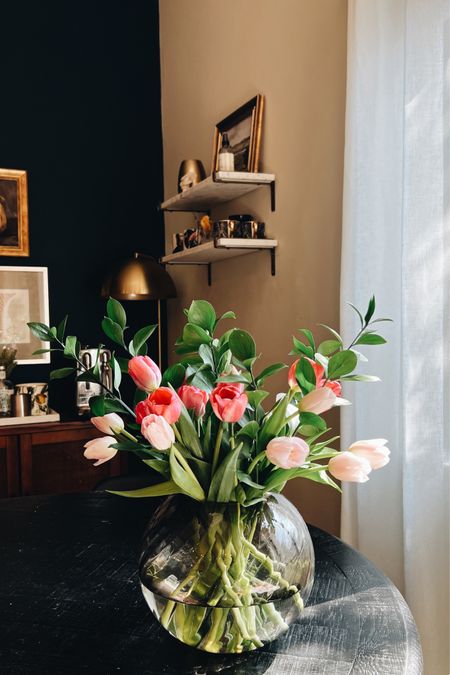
[341,2,450,674]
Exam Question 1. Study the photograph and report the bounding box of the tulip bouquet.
[28,296,390,653]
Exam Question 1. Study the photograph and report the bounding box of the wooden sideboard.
[0,420,126,498]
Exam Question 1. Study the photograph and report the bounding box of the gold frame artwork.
[0,169,29,257]
[212,95,264,174]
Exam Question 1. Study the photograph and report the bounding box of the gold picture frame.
[0,169,29,257]
[212,95,264,174]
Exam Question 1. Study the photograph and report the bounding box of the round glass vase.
[139,493,314,654]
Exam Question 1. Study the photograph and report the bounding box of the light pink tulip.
[266,436,309,469]
[348,438,390,470]
[141,414,174,450]
[84,436,118,466]
[328,451,372,482]
[128,356,162,392]
[90,413,124,435]
[298,387,336,414]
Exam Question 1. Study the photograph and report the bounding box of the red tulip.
[178,385,208,417]
[128,356,161,392]
[142,387,181,424]
[210,382,248,423]
[288,356,341,397]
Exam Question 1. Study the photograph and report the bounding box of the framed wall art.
[0,266,50,364]
[0,169,29,257]
[212,95,264,174]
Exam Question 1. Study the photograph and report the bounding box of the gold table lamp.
[101,252,176,368]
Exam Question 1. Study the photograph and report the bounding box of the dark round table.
[0,493,422,675]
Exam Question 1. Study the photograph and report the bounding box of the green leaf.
[57,315,68,342]
[327,350,357,379]
[215,310,236,328]
[186,364,215,391]
[355,333,387,346]
[104,398,132,414]
[116,356,130,373]
[217,349,232,374]
[27,322,53,342]
[255,363,287,386]
[199,343,215,369]
[131,325,157,356]
[170,446,205,501]
[299,411,326,431]
[107,297,127,329]
[110,354,122,391]
[187,300,216,333]
[318,340,341,356]
[364,295,376,324]
[297,468,341,492]
[314,352,329,374]
[175,394,203,458]
[50,367,75,380]
[290,337,314,359]
[228,329,256,361]
[76,368,101,384]
[295,358,316,393]
[63,335,80,360]
[237,421,260,439]
[317,324,343,344]
[258,394,289,451]
[208,443,242,502]
[347,302,364,328]
[143,458,170,479]
[182,323,213,347]
[340,374,380,382]
[108,480,182,498]
[101,317,125,347]
[298,329,316,351]
[89,395,105,416]
[32,348,59,355]
[237,471,265,490]
[161,363,186,388]
[246,390,269,408]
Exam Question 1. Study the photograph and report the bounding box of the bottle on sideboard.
[0,366,13,417]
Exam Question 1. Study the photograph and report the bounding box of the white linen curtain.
[341,1,450,674]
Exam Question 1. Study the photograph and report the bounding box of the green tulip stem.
[120,429,138,443]
[211,423,224,474]
[248,450,267,474]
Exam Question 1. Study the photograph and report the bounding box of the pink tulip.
[348,438,390,470]
[328,451,372,482]
[141,414,174,450]
[266,436,310,469]
[298,387,336,414]
[84,436,118,466]
[178,385,208,417]
[210,383,248,423]
[128,356,161,392]
[90,413,124,435]
[144,387,181,424]
[288,359,300,388]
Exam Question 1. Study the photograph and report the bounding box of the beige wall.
[159,0,347,535]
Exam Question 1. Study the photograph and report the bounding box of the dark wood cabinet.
[0,420,126,498]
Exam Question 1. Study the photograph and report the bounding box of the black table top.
[0,493,422,675]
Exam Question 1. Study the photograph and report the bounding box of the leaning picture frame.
[0,266,50,364]
[0,169,29,257]
[212,95,264,174]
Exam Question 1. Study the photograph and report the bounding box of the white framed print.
[0,266,50,364]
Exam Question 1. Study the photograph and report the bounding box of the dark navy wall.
[0,0,164,414]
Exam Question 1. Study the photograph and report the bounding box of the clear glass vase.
[139,493,314,653]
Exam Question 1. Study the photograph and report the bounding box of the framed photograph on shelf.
[0,169,29,257]
[212,95,264,174]
[0,266,50,364]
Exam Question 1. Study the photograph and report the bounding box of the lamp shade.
[102,253,176,301]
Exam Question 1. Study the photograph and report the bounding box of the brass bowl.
[177,159,206,193]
